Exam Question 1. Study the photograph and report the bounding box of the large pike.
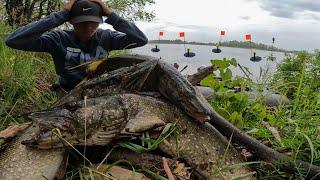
[75,55,320,178]
[24,94,253,178]
[55,55,213,122]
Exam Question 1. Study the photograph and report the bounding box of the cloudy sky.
[134,0,320,51]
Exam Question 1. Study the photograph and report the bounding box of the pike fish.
[0,96,135,179]
[24,94,253,178]
[120,94,254,178]
[55,55,213,122]
[23,96,130,149]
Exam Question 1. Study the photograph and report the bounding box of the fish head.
[23,96,130,149]
[28,109,75,132]
[187,87,213,121]
[24,109,76,149]
[21,129,75,149]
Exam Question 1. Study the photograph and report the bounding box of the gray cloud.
[259,0,320,20]
[239,16,251,20]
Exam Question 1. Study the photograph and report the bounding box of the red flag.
[245,34,251,41]
[179,32,185,38]
[220,31,225,36]
[159,31,164,37]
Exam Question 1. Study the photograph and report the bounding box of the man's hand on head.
[89,0,112,16]
[64,0,77,10]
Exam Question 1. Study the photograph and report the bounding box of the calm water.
[132,44,287,80]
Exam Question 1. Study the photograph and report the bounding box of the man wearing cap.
[5,0,148,93]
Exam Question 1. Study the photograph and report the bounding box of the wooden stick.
[163,157,175,180]
[186,65,217,85]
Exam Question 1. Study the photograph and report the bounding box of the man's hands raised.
[89,0,112,16]
[64,0,77,10]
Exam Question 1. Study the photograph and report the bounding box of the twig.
[97,146,116,169]
[163,157,175,180]
[2,100,19,127]
[52,129,92,165]
[237,63,252,81]
[84,96,88,167]
[186,65,217,85]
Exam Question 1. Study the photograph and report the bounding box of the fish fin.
[125,111,165,133]
[83,129,120,146]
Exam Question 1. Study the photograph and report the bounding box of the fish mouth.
[28,109,74,132]
[22,130,74,149]
[23,109,76,149]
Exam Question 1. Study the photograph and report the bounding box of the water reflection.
[132,43,286,80]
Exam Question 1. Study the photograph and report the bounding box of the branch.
[186,65,217,86]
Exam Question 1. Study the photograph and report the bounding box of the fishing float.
[151,31,163,52]
[180,32,196,58]
[212,30,225,53]
[247,34,262,62]
[268,37,276,61]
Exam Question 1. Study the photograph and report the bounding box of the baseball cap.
[70,0,103,24]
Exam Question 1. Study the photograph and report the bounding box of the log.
[186,65,217,86]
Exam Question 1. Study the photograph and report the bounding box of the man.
[5,0,148,93]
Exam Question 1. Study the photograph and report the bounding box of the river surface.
[132,44,287,80]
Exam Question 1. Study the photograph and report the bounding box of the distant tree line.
[220,40,286,52]
[149,39,289,52]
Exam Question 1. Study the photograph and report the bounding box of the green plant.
[118,123,176,153]
[200,54,320,178]
[0,23,57,130]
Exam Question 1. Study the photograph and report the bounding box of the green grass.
[0,23,57,131]
[201,52,320,177]
[117,123,176,153]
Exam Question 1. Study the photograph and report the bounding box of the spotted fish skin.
[25,95,130,149]
[105,94,254,179]
[0,125,64,180]
[54,59,159,107]
[153,60,212,122]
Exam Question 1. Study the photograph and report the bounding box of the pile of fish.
[0,55,255,179]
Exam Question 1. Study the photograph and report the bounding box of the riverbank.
[201,52,320,178]
[1,23,319,178]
